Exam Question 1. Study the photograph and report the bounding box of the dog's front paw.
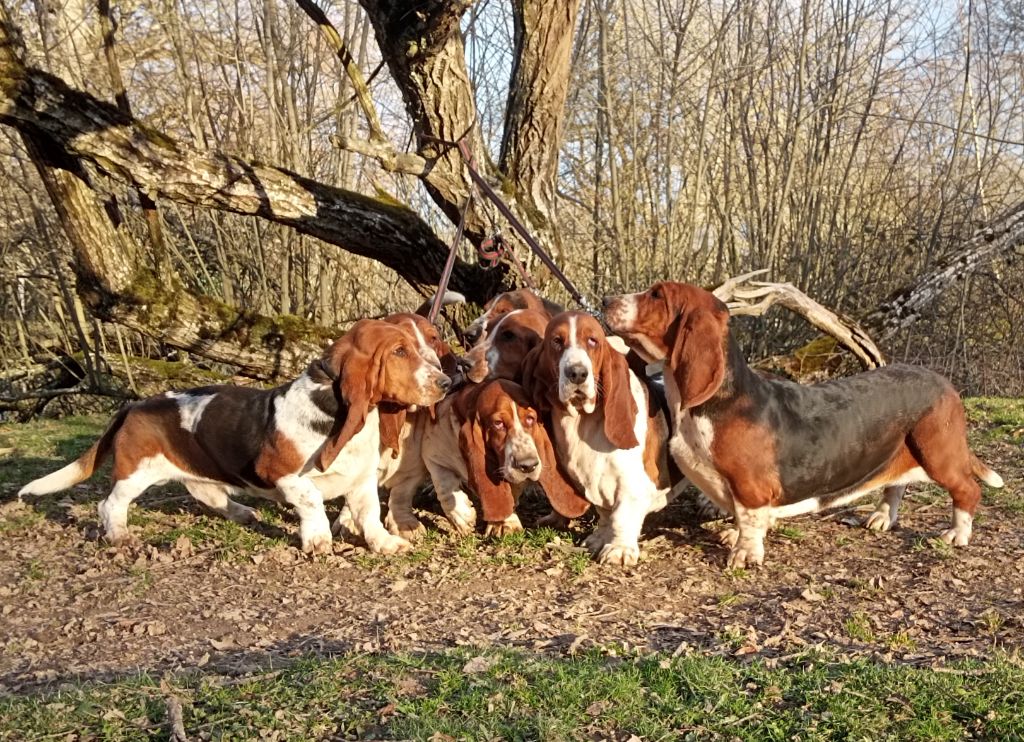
[597,542,640,567]
[301,531,334,556]
[483,514,523,538]
[864,509,895,532]
[446,501,478,536]
[716,527,739,549]
[726,540,764,570]
[939,527,971,547]
[366,532,412,555]
[385,511,426,541]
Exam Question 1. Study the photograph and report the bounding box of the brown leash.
[454,140,597,314]
[427,187,473,325]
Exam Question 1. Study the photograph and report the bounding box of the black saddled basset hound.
[603,282,1004,569]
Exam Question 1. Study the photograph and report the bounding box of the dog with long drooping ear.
[20,319,452,555]
[419,378,590,536]
[602,281,1005,569]
[332,311,464,541]
[520,311,675,567]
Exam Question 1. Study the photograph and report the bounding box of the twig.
[165,694,188,742]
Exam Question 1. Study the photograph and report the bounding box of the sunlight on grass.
[4,648,1021,740]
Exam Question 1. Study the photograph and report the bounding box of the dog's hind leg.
[186,482,260,525]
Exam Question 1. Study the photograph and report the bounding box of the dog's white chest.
[663,373,734,513]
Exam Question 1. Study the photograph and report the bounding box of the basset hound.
[523,311,676,566]
[602,281,1005,569]
[463,308,550,384]
[420,378,589,536]
[19,319,451,555]
[463,288,563,346]
[365,312,462,540]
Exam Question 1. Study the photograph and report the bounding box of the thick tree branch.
[864,201,1024,341]
[0,42,502,304]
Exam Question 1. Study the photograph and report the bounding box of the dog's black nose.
[601,296,613,309]
[513,458,539,474]
[437,375,453,392]
[565,364,589,385]
[464,326,482,345]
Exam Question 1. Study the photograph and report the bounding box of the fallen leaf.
[461,656,495,674]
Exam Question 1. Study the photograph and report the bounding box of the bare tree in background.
[1,0,1022,403]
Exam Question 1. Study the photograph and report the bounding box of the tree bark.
[500,0,582,240]
[356,0,581,289]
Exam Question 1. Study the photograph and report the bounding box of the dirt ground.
[0,408,1022,696]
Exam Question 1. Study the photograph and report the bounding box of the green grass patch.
[2,648,1022,740]
[965,397,1024,444]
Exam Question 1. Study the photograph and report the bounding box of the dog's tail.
[18,407,130,498]
[971,453,1004,489]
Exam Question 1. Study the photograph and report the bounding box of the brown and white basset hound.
[327,312,463,541]
[420,378,589,536]
[602,281,1005,569]
[463,308,550,383]
[522,311,676,566]
[19,319,451,555]
[463,288,563,346]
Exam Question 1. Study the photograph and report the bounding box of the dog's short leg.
[427,468,478,536]
[726,501,770,569]
[346,481,411,554]
[186,482,260,525]
[865,484,906,532]
[594,495,646,567]
[276,475,333,555]
[98,478,151,547]
[384,475,427,540]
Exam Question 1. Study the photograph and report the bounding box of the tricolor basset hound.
[523,312,675,566]
[463,308,550,383]
[602,281,1005,569]
[19,319,451,555]
[420,379,589,536]
[463,288,563,346]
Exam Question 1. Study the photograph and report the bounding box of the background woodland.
[1,0,1022,417]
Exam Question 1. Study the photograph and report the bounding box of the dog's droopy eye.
[393,346,408,358]
[586,337,598,349]
[492,420,505,431]
[650,287,662,300]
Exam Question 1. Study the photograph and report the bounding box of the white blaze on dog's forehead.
[407,320,441,367]
[167,392,215,433]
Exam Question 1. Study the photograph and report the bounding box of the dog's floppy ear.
[668,296,728,409]
[598,343,640,449]
[458,415,513,524]
[377,403,407,459]
[520,344,558,413]
[534,419,590,518]
[316,328,389,471]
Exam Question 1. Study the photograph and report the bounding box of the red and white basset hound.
[327,312,463,541]
[603,281,1005,568]
[523,311,675,566]
[421,378,589,536]
[19,319,451,555]
[463,308,550,384]
[463,288,563,346]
